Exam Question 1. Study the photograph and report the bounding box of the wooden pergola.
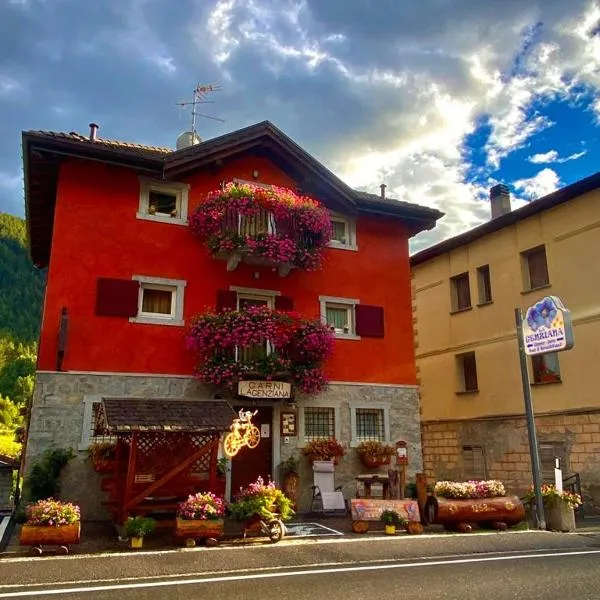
[94,398,234,525]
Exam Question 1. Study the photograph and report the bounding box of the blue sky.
[1,0,600,251]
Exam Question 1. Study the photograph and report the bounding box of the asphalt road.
[1,531,600,599]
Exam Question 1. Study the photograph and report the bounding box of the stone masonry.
[25,372,422,519]
[422,409,600,514]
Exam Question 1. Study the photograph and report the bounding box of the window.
[476,265,492,304]
[304,407,335,441]
[450,272,471,312]
[349,401,390,446]
[522,245,550,290]
[236,292,273,363]
[328,212,357,251]
[319,296,360,339]
[456,352,478,393]
[462,446,487,480]
[137,178,189,225]
[129,275,186,326]
[531,352,561,384]
[355,408,385,441]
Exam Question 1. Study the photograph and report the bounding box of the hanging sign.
[522,296,574,356]
[238,380,292,399]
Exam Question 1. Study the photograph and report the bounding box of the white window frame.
[232,287,277,359]
[298,400,342,448]
[137,178,189,226]
[129,275,186,327]
[328,212,357,251]
[349,400,391,447]
[319,295,361,340]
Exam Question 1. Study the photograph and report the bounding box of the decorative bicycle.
[223,409,261,457]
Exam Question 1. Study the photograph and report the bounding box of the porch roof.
[98,398,235,434]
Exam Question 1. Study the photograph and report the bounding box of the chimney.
[380,183,387,199]
[490,184,511,219]
[89,123,99,142]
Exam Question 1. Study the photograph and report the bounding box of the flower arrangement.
[177,492,226,521]
[124,516,156,539]
[186,305,335,395]
[434,480,506,499]
[380,509,403,526]
[524,484,582,509]
[357,441,396,467]
[228,476,295,522]
[25,498,80,527]
[302,438,346,464]
[189,182,333,271]
[88,441,116,473]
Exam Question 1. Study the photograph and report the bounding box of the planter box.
[360,455,391,469]
[425,495,525,527]
[545,501,576,532]
[175,518,224,540]
[20,523,81,546]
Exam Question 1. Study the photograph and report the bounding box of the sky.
[1,0,600,252]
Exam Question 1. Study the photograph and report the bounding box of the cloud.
[529,149,587,163]
[513,168,561,199]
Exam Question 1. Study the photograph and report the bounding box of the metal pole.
[515,308,546,529]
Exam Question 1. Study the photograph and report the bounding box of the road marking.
[0,529,547,563]
[2,549,600,597]
[0,547,584,590]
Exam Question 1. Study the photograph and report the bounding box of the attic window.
[137,178,189,226]
[328,212,357,251]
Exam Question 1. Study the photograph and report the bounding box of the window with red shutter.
[96,278,140,317]
[355,305,385,338]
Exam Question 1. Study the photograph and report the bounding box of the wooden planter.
[175,518,224,540]
[360,455,391,469]
[424,495,525,530]
[20,523,81,547]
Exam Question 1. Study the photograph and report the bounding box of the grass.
[0,431,21,458]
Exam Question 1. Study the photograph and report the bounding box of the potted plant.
[357,441,396,468]
[228,476,294,536]
[19,498,81,549]
[524,484,581,532]
[279,456,300,507]
[88,441,116,474]
[123,516,156,549]
[380,509,402,535]
[302,438,346,464]
[175,491,226,546]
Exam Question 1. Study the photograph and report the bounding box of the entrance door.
[230,405,273,497]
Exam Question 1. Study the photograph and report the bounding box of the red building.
[23,121,441,519]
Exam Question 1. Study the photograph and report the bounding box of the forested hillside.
[0,212,43,457]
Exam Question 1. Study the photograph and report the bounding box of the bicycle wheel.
[246,425,261,449]
[268,519,285,543]
[223,433,239,457]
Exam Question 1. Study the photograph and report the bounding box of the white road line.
[2,549,600,598]
[0,529,546,563]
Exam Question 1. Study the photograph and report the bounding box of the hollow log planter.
[19,523,81,555]
[424,495,525,532]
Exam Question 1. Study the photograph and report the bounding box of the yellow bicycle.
[223,409,261,457]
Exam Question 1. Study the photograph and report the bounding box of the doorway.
[230,405,273,496]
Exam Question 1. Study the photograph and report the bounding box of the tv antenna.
[176,83,224,137]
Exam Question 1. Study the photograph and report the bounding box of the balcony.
[186,305,335,396]
[190,182,332,276]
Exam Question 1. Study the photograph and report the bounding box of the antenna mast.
[176,83,224,137]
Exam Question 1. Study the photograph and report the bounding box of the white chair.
[311,460,347,515]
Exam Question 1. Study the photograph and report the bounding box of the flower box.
[425,495,525,528]
[360,455,391,468]
[20,523,81,546]
[175,518,224,539]
[92,458,115,474]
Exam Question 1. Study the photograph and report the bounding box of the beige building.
[411,175,600,512]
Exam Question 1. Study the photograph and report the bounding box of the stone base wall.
[25,372,423,519]
[422,409,600,514]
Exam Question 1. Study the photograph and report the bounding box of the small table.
[355,474,390,499]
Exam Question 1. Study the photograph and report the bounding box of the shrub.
[228,476,294,522]
[124,516,156,538]
[524,484,582,509]
[25,447,75,502]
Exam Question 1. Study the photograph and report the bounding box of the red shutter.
[275,296,294,311]
[216,290,238,312]
[95,278,139,317]
[355,305,384,338]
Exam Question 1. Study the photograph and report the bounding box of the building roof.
[96,398,235,434]
[410,171,600,267]
[0,454,17,469]
[22,120,443,267]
